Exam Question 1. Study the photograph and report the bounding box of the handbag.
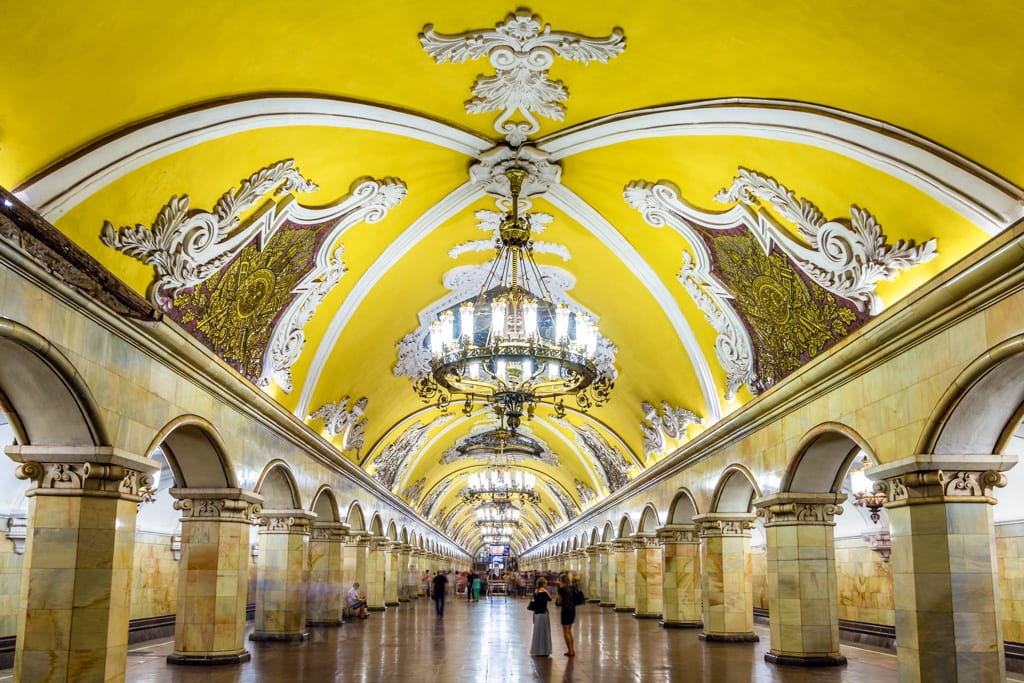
[574,586,586,605]
[527,599,537,612]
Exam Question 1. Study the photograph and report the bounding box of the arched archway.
[148,416,237,489]
[666,489,699,524]
[710,465,761,513]
[310,486,341,523]
[782,423,873,495]
[0,317,107,446]
[255,461,302,510]
[638,504,660,533]
[346,502,367,532]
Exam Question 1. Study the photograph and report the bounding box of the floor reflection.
[2,594,1000,682]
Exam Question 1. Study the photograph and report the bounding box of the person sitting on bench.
[347,582,368,619]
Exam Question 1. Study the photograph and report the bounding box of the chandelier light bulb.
[460,302,475,340]
[429,320,444,356]
[491,300,507,337]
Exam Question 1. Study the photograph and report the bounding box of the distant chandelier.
[413,167,613,432]
[476,503,521,524]
[460,427,541,505]
[477,523,517,537]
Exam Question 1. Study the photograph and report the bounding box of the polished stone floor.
[1,596,1019,682]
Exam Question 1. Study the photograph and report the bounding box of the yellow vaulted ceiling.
[3,0,1023,553]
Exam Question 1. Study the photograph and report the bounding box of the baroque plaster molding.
[102,165,406,392]
[420,11,625,145]
[468,144,562,197]
[560,420,632,493]
[656,525,700,544]
[101,160,318,307]
[640,400,702,457]
[716,168,937,315]
[370,413,455,491]
[172,495,263,523]
[309,396,369,454]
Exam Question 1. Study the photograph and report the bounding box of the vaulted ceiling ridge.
[537,98,1024,233]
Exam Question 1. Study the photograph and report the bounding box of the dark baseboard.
[0,635,13,670]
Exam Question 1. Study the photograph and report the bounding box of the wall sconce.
[170,534,182,562]
[251,543,260,563]
[850,456,888,524]
[862,529,892,563]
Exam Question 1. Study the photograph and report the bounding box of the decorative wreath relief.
[101,160,319,306]
[420,10,625,145]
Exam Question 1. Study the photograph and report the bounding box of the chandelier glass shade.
[413,167,613,432]
[459,426,542,505]
[477,523,517,537]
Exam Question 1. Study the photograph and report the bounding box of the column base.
[699,633,759,642]
[249,631,309,642]
[398,597,410,602]
[167,651,252,665]
[586,598,601,603]
[613,606,633,612]
[633,612,662,619]
[599,602,614,608]
[305,619,342,627]
[368,606,387,612]
[660,620,702,629]
[385,601,400,607]
[765,653,847,667]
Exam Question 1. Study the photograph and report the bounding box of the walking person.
[432,570,448,617]
[529,577,553,657]
[556,574,583,656]
[472,574,481,602]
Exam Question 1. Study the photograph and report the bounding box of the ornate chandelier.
[460,427,541,505]
[476,502,522,524]
[413,167,613,432]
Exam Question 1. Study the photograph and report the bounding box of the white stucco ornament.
[420,11,625,145]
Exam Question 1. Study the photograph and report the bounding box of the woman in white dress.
[529,577,553,657]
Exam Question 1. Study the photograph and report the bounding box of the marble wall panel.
[130,531,178,620]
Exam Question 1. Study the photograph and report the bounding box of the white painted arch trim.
[14,96,495,223]
[544,184,721,421]
[538,98,1024,235]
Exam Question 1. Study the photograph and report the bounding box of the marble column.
[754,492,846,666]
[657,524,702,628]
[632,534,663,619]
[365,538,388,611]
[385,542,401,607]
[614,541,636,612]
[6,445,160,683]
[600,544,616,607]
[585,547,601,603]
[250,510,315,642]
[306,521,349,627]
[871,454,1016,683]
[396,544,412,601]
[167,488,263,663]
[695,512,758,642]
[342,534,369,599]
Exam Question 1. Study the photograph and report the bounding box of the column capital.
[693,512,756,537]
[368,537,391,551]
[258,509,315,534]
[7,445,160,501]
[753,491,846,526]
[584,545,602,556]
[344,532,372,546]
[629,533,660,549]
[170,487,264,523]
[311,521,351,541]
[868,454,1016,508]
[656,524,700,544]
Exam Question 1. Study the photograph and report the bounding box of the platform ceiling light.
[414,167,613,433]
[460,426,541,506]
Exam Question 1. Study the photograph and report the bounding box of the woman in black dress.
[556,574,577,656]
[529,577,553,656]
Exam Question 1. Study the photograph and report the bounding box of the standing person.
[471,573,481,602]
[529,577,553,656]
[466,572,474,601]
[347,582,367,619]
[432,570,449,617]
[556,574,580,656]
